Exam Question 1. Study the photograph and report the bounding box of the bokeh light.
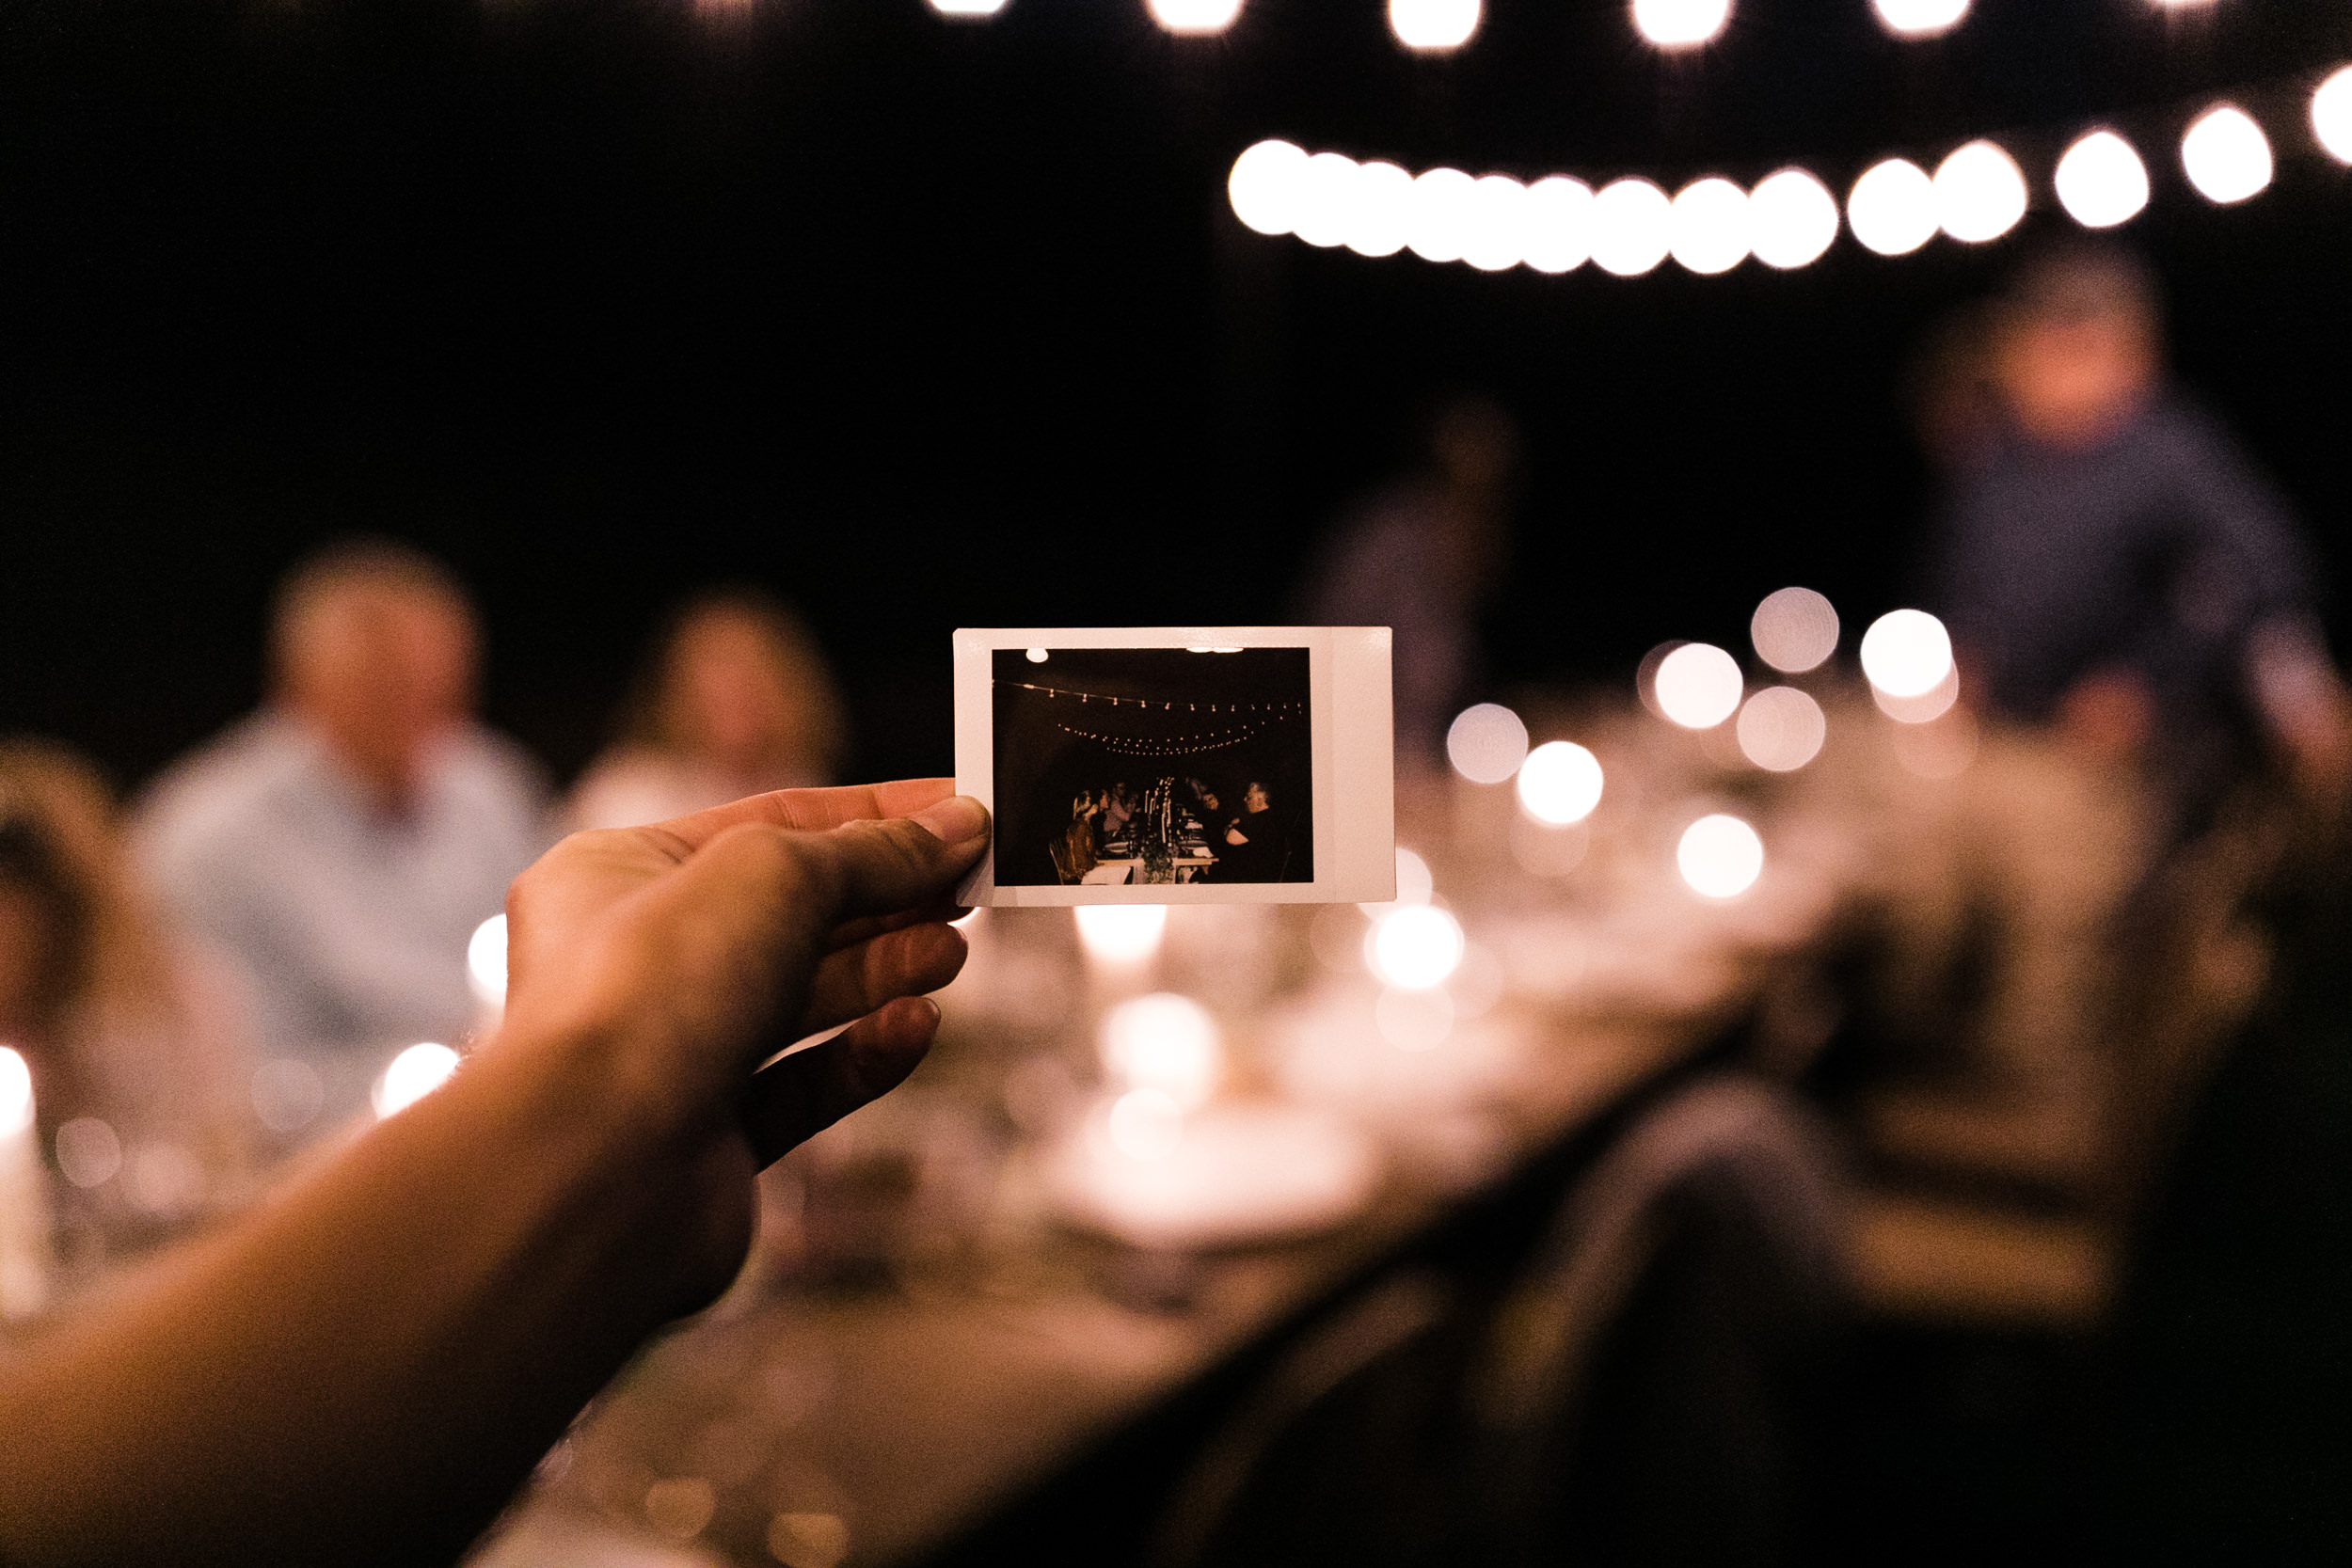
[56,1117,121,1189]
[1520,176,1595,272]
[1859,609,1953,698]
[929,0,1009,15]
[1101,992,1222,1109]
[1873,0,1967,38]
[1847,159,1938,256]
[1107,1088,1184,1161]
[1590,178,1674,277]
[1146,0,1242,33]
[1228,139,1307,236]
[1517,741,1605,824]
[1654,642,1744,729]
[251,1058,325,1133]
[1669,177,1752,274]
[1390,0,1481,51]
[1375,986,1454,1052]
[1293,151,1361,247]
[0,1047,30,1135]
[1750,586,1839,673]
[2181,105,2272,204]
[1406,167,1477,263]
[1361,847,1436,915]
[1460,175,1531,271]
[1447,702,1531,783]
[468,913,507,1006]
[1747,168,1840,269]
[1736,687,1828,771]
[1677,814,1764,898]
[2316,67,2352,165]
[1076,903,1168,964]
[1345,161,1416,257]
[2055,130,2150,229]
[374,1042,460,1119]
[1632,0,1731,49]
[1875,663,1960,723]
[1932,139,2027,243]
[1370,905,1466,990]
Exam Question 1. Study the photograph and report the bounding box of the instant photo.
[954,628,1394,906]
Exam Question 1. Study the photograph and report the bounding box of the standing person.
[566,589,848,831]
[0,741,256,1270]
[1929,238,2344,818]
[1298,394,1522,771]
[133,542,551,1143]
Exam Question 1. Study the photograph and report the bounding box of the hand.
[500,779,991,1296]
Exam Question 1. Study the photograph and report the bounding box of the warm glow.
[1859,609,1953,698]
[0,1047,29,1135]
[1873,0,1967,37]
[1447,702,1531,784]
[1654,642,1744,729]
[1361,847,1435,915]
[1100,992,1222,1109]
[929,0,1009,15]
[1590,178,1674,277]
[2181,105,2272,204]
[374,1043,460,1119]
[1521,177,1596,272]
[1747,168,1839,269]
[1460,175,1531,271]
[1025,645,1049,663]
[56,1118,121,1189]
[468,913,507,1006]
[1076,903,1168,964]
[1375,986,1454,1051]
[1632,0,1731,49]
[1933,140,2027,244]
[2316,68,2352,165]
[1874,663,1960,723]
[1847,159,1938,256]
[1390,0,1482,52]
[1406,167,1477,263]
[1669,177,1751,275]
[1751,586,1839,673]
[1370,905,1466,990]
[1147,0,1243,33]
[1107,1088,1184,1160]
[1677,814,1764,898]
[2056,130,2150,229]
[1345,161,1416,257]
[1229,139,1308,236]
[1293,151,1362,248]
[251,1059,325,1133]
[1736,687,1827,771]
[1518,741,1605,824]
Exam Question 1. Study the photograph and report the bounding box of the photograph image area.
[992,646,1312,888]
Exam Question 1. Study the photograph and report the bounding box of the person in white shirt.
[133,542,551,1143]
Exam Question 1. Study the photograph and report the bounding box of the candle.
[0,1045,52,1320]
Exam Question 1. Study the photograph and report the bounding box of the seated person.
[567,590,847,831]
[133,543,551,1141]
[0,740,256,1271]
[0,781,991,1566]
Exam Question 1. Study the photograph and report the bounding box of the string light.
[1146,0,1242,34]
[2181,104,2272,203]
[2056,129,2150,228]
[2316,67,2352,164]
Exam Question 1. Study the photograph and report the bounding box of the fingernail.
[911,795,989,846]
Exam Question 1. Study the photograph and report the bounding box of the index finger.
[643,779,959,856]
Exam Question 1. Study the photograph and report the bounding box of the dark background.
[990,644,1309,885]
[2,0,2347,792]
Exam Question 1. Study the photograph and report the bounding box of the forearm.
[0,1019,729,1568]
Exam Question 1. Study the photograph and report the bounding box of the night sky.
[3,0,2347,789]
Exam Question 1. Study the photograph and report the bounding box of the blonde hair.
[621,590,847,784]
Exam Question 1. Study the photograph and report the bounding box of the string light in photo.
[998,679,1305,716]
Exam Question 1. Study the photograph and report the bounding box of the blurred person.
[1298,394,1522,769]
[1929,238,2345,814]
[0,781,990,1565]
[566,590,846,831]
[134,541,550,1140]
[0,741,255,1262]
[1062,791,1100,880]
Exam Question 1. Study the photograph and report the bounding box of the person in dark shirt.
[1209,780,1291,883]
[1928,240,2344,816]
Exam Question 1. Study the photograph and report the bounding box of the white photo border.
[954,626,1394,906]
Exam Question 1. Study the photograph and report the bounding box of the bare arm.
[0,780,990,1568]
